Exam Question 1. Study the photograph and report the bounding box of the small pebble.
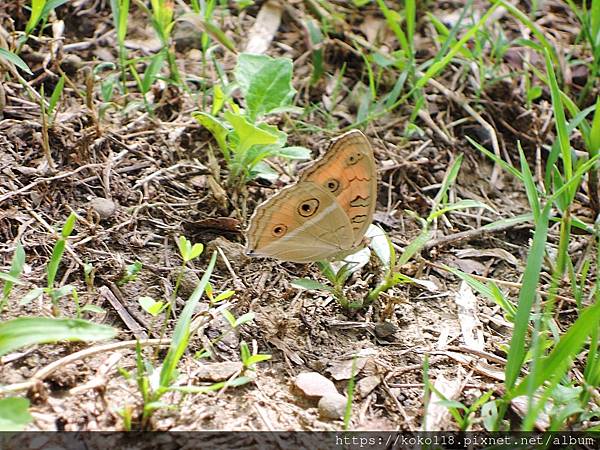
[374,321,397,339]
[318,393,347,419]
[175,268,201,299]
[356,375,381,398]
[195,361,243,382]
[294,372,338,398]
[89,197,117,219]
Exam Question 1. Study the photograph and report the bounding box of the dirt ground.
[0,0,596,432]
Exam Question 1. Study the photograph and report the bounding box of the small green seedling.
[117,261,142,286]
[0,243,26,313]
[427,381,495,431]
[14,212,79,316]
[239,340,271,370]
[205,282,235,305]
[138,296,167,317]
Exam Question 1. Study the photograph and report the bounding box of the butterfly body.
[246,130,377,263]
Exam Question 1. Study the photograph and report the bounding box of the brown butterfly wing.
[299,130,377,247]
[245,181,355,262]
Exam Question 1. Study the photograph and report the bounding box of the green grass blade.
[498,1,558,65]
[518,142,541,221]
[590,96,600,155]
[544,48,573,188]
[512,300,600,398]
[431,154,463,212]
[0,48,33,75]
[375,0,409,56]
[397,228,432,266]
[159,251,217,390]
[0,317,116,356]
[415,3,500,91]
[48,75,65,119]
[25,0,46,35]
[46,240,65,289]
[2,243,25,301]
[504,206,550,391]
[467,136,523,181]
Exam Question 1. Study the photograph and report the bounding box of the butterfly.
[245,130,377,263]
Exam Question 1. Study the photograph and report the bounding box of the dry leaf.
[455,281,485,351]
[245,0,283,55]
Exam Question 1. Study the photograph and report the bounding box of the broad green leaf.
[189,243,204,260]
[250,161,278,181]
[0,317,116,356]
[275,146,311,160]
[291,278,333,292]
[256,122,287,146]
[234,53,296,120]
[177,235,190,259]
[224,110,278,154]
[19,288,44,306]
[211,84,226,116]
[0,397,33,431]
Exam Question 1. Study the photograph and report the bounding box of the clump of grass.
[450,48,600,430]
[117,237,269,430]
